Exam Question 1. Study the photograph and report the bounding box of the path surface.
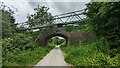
[35,46,71,67]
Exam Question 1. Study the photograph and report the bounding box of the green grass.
[3,46,50,66]
[61,38,120,67]
[0,46,2,68]
[1,31,51,66]
[64,23,93,32]
[62,22,120,67]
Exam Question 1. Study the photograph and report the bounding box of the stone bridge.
[22,9,95,46]
[36,28,94,46]
[14,9,94,46]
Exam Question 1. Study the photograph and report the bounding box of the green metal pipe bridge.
[15,9,86,30]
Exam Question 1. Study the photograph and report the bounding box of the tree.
[27,5,54,27]
[86,2,120,57]
[0,2,16,39]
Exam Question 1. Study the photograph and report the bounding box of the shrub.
[1,31,51,66]
[61,38,119,66]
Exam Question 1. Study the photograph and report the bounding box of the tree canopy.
[0,2,16,39]
[86,2,120,56]
[27,5,54,27]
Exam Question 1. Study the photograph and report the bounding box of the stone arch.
[45,33,69,46]
[36,31,95,47]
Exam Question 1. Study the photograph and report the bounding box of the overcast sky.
[0,0,89,23]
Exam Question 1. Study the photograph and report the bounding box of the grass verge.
[1,31,51,66]
[61,38,120,67]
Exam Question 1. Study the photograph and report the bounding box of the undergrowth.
[1,31,51,66]
[61,38,120,67]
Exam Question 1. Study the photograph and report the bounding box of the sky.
[0,0,90,23]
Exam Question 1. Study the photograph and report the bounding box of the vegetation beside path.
[62,38,119,66]
[1,31,51,66]
[61,2,120,67]
[0,4,52,66]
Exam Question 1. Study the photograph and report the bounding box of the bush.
[61,38,119,66]
[86,2,120,56]
[1,31,51,66]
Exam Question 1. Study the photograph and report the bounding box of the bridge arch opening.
[45,33,68,47]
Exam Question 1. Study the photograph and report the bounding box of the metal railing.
[15,9,86,30]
